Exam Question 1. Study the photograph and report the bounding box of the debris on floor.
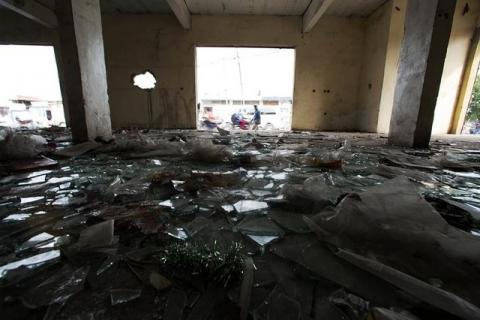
[0,128,48,160]
[1,127,480,319]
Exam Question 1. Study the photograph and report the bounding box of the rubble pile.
[1,127,480,319]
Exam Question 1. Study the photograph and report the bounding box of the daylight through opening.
[133,71,156,90]
[462,62,480,134]
[0,45,65,129]
[195,47,295,131]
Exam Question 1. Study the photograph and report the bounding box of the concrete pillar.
[388,0,456,148]
[55,0,112,142]
[53,40,70,127]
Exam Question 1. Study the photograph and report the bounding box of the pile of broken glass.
[1,126,480,320]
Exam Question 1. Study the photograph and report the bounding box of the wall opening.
[195,47,295,131]
[462,63,480,134]
[0,45,66,129]
[133,71,156,90]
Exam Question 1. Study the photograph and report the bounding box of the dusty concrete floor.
[0,129,480,320]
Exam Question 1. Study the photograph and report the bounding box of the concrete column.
[53,40,70,127]
[55,0,112,142]
[388,0,456,148]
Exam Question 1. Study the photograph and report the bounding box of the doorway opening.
[0,45,65,129]
[195,47,295,131]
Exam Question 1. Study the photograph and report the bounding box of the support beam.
[56,0,112,142]
[0,0,57,28]
[388,0,456,148]
[303,0,335,33]
[166,0,191,30]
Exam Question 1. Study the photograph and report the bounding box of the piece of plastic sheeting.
[337,249,480,320]
[305,176,480,303]
[22,265,90,308]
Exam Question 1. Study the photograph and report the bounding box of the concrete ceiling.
[100,0,172,14]
[9,0,388,17]
[185,0,311,16]
[326,0,388,17]
[34,0,173,14]
[34,0,54,10]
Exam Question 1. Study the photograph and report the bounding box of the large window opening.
[462,62,480,134]
[195,47,295,131]
[0,45,65,129]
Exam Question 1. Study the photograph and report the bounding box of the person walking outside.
[251,105,261,130]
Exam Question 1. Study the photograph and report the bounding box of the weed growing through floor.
[159,241,244,287]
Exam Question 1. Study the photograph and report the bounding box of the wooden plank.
[0,0,57,28]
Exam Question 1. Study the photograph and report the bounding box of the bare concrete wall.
[102,14,365,130]
[357,1,391,132]
[0,10,56,45]
[376,0,406,133]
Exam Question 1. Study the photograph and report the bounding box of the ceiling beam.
[303,0,335,33]
[0,0,57,28]
[166,0,191,30]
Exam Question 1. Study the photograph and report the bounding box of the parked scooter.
[228,113,250,130]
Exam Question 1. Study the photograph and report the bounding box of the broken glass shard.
[18,175,46,185]
[48,177,74,184]
[251,190,273,197]
[20,196,44,204]
[76,220,116,250]
[159,196,190,210]
[97,255,121,275]
[110,288,142,305]
[269,172,288,180]
[0,250,61,278]
[264,182,274,189]
[185,217,213,237]
[246,235,278,246]
[221,204,235,213]
[3,213,31,222]
[22,266,90,308]
[18,232,55,251]
[166,227,189,241]
[52,193,88,207]
[233,200,268,213]
[444,170,480,179]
